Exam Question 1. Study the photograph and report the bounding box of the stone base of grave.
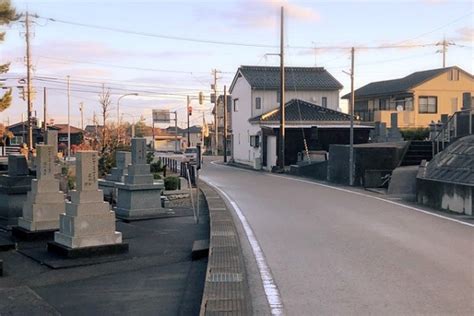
[115,183,167,221]
[12,225,56,241]
[98,179,118,202]
[47,240,128,258]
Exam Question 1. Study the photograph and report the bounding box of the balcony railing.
[431,108,474,155]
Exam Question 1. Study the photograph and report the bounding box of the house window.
[250,135,260,148]
[255,97,261,110]
[322,97,327,108]
[448,69,460,81]
[233,98,239,112]
[378,98,388,110]
[419,96,438,113]
[10,136,23,145]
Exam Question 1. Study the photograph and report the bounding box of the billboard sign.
[152,110,170,123]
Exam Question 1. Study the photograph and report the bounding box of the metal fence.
[0,146,20,157]
[158,156,196,186]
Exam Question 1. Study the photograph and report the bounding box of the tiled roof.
[423,135,474,185]
[342,66,471,99]
[231,66,343,92]
[249,99,353,123]
[50,124,84,134]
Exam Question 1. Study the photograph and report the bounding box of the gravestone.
[48,151,127,256]
[13,145,66,239]
[370,121,388,143]
[115,138,166,220]
[99,151,131,201]
[387,113,403,141]
[45,130,59,154]
[0,155,34,226]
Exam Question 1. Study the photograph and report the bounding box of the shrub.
[164,176,180,190]
[153,172,162,180]
[400,128,430,140]
[146,151,154,164]
[150,160,163,173]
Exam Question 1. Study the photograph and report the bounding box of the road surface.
[201,158,474,315]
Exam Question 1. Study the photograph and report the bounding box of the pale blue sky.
[1,0,473,128]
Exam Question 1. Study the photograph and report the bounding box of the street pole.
[79,102,84,131]
[223,85,228,163]
[117,93,138,144]
[278,6,285,170]
[67,75,71,159]
[43,87,47,133]
[174,111,178,152]
[349,47,355,186]
[25,12,33,150]
[152,116,155,151]
[213,70,218,155]
[187,95,191,147]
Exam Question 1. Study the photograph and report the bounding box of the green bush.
[67,175,75,190]
[146,151,154,164]
[150,160,163,173]
[400,128,430,141]
[61,166,68,176]
[153,172,162,180]
[164,176,180,190]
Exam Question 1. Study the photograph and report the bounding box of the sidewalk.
[0,194,209,315]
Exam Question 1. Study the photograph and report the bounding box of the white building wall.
[250,90,340,118]
[231,78,261,166]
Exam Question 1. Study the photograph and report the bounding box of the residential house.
[342,66,474,128]
[211,94,233,154]
[7,119,43,146]
[249,99,372,168]
[49,124,84,149]
[229,65,345,168]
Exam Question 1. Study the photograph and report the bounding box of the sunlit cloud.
[452,27,474,42]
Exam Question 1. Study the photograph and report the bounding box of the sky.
[1,0,473,129]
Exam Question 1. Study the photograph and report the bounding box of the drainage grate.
[207,272,243,282]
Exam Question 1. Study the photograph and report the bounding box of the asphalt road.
[201,158,474,315]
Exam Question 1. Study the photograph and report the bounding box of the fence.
[431,108,474,155]
[158,156,196,186]
[0,146,20,157]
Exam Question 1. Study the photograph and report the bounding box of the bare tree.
[98,84,112,152]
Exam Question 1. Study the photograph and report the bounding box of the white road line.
[208,160,474,228]
[202,178,285,316]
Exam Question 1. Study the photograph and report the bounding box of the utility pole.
[24,12,33,150]
[174,111,178,152]
[43,87,47,133]
[187,95,191,147]
[67,75,71,159]
[278,6,285,170]
[79,102,84,131]
[212,69,221,155]
[223,85,228,163]
[349,47,355,186]
[436,37,454,68]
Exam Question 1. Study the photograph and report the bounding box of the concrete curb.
[199,181,251,315]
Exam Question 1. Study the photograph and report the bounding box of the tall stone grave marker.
[46,130,59,155]
[99,151,131,201]
[387,113,403,141]
[115,138,165,220]
[49,151,127,256]
[0,155,34,226]
[13,145,66,239]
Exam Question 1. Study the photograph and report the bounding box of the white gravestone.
[115,138,165,220]
[54,151,123,248]
[18,145,66,231]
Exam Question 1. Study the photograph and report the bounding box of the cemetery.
[0,137,212,314]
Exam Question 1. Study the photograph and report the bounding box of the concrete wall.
[417,178,473,215]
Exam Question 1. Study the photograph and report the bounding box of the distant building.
[210,94,233,154]
[229,65,344,168]
[7,119,42,146]
[49,124,84,148]
[342,66,474,128]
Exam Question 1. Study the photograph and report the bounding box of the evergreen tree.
[0,0,19,112]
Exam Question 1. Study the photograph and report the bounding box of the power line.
[36,14,436,50]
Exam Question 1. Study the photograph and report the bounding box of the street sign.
[152,110,170,123]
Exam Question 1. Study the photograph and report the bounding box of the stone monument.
[115,138,165,220]
[12,145,66,239]
[48,151,127,257]
[0,155,34,226]
[387,113,403,141]
[98,151,131,201]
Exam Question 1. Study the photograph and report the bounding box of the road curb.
[199,181,252,315]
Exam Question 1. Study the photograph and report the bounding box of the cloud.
[227,0,321,29]
[452,27,474,42]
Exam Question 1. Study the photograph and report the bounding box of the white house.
[229,65,345,169]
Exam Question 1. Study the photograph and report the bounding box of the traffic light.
[198,91,203,105]
[188,105,192,116]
